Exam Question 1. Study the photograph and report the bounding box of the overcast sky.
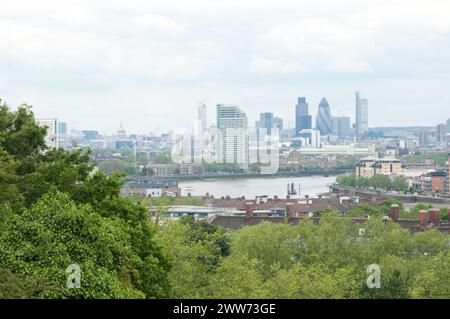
[1,0,449,134]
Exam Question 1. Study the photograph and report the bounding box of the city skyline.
[44,92,446,136]
[1,1,450,133]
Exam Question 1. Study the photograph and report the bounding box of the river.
[179,175,336,199]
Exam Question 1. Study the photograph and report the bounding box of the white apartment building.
[216,104,249,170]
[37,118,59,149]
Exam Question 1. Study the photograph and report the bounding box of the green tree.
[0,103,47,159]
[264,263,359,299]
[409,253,450,299]
[0,101,172,299]
[391,176,409,192]
[207,254,267,299]
[369,174,391,190]
[156,219,229,298]
[0,191,145,298]
[231,222,296,275]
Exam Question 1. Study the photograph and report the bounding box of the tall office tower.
[332,116,351,138]
[216,104,249,170]
[37,118,59,149]
[259,112,274,134]
[419,130,430,146]
[437,123,447,146]
[355,91,369,137]
[197,103,207,134]
[273,117,283,131]
[316,97,333,135]
[58,122,67,135]
[295,97,312,136]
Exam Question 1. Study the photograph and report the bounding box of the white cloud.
[0,0,449,131]
[250,57,307,74]
[132,13,183,32]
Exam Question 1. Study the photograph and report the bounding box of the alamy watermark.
[171,123,280,174]
[366,264,381,289]
[66,264,81,289]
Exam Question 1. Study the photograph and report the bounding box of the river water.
[179,175,336,199]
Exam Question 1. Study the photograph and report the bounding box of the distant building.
[419,130,431,146]
[82,130,99,140]
[299,143,375,155]
[436,123,447,146]
[421,171,447,194]
[273,117,283,131]
[446,154,450,194]
[316,98,333,135]
[385,145,399,157]
[258,112,274,134]
[295,97,312,136]
[37,118,59,149]
[121,178,180,197]
[216,104,249,170]
[332,116,351,138]
[356,157,405,178]
[180,163,203,175]
[256,112,283,135]
[297,129,321,148]
[355,92,369,137]
[114,124,134,150]
[116,124,127,139]
[197,103,207,134]
[115,140,134,149]
[147,164,179,176]
[58,122,67,135]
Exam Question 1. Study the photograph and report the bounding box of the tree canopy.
[0,101,171,298]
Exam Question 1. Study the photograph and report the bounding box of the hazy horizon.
[1,0,450,134]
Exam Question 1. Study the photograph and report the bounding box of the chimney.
[245,202,253,219]
[418,210,429,230]
[390,204,399,221]
[428,209,440,226]
[285,203,295,222]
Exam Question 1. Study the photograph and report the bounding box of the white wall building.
[355,92,369,137]
[37,118,59,149]
[216,104,249,170]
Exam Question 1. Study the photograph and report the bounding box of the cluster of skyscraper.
[295,91,369,140]
[201,91,370,171]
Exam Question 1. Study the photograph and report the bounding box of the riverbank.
[138,168,353,182]
[331,184,450,205]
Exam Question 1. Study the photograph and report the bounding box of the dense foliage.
[0,100,448,299]
[156,214,449,299]
[0,102,171,298]
[337,173,410,192]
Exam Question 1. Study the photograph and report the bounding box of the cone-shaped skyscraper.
[316,97,332,135]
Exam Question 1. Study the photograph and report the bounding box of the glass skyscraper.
[295,97,312,136]
[355,91,369,137]
[316,97,333,135]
